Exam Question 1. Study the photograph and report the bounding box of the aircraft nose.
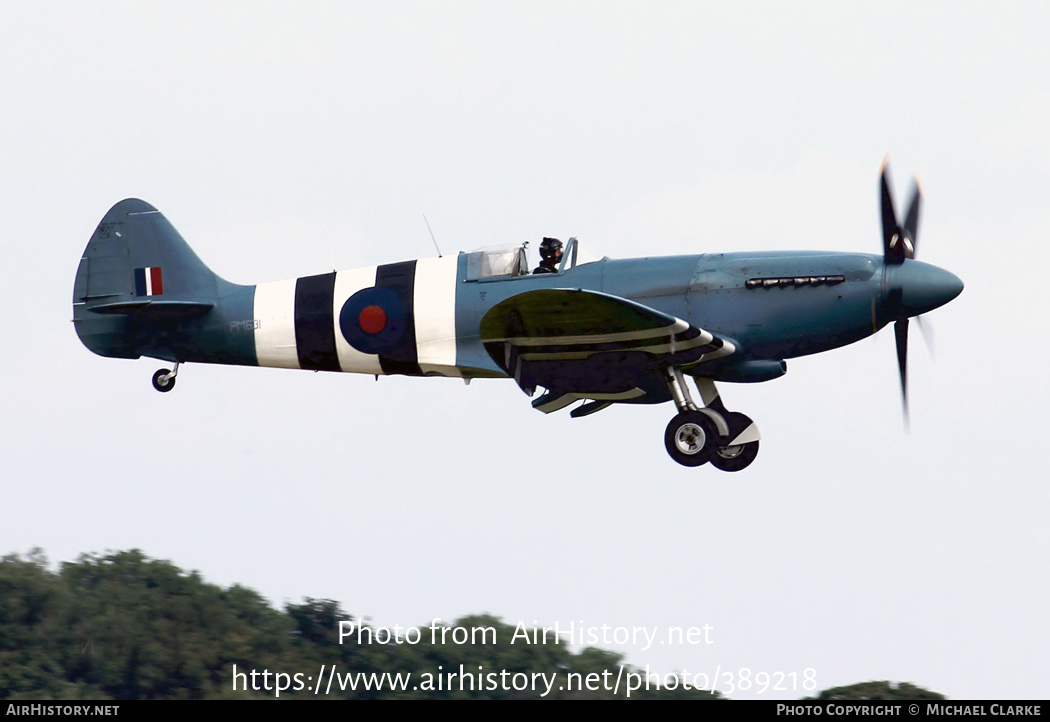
[887,260,964,317]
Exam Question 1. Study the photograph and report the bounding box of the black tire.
[709,411,759,472]
[664,410,718,467]
[710,440,759,472]
[152,369,175,393]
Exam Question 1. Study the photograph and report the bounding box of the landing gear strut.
[663,369,760,472]
[152,362,180,393]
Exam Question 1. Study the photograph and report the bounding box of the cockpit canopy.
[464,243,529,280]
[462,237,598,281]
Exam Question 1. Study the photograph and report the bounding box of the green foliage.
[0,549,938,700]
[812,680,946,700]
[0,550,298,700]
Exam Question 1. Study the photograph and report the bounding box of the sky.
[2,1,1048,700]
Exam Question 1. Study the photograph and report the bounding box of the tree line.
[0,549,941,700]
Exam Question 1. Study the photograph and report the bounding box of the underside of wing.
[479,289,735,413]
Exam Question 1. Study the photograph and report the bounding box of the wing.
[479,289,735,414]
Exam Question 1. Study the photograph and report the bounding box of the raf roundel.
[339,286,407,355]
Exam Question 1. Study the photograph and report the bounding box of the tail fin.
[73,199,224,359]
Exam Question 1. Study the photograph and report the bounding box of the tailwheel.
[152,368,176,393]
[710,411,760,472]
[664,410,718,467]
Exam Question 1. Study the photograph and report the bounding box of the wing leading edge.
[479,289,735,414]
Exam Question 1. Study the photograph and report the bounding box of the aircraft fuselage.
[79,247,949,383]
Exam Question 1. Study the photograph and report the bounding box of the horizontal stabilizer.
[83,299,215,317]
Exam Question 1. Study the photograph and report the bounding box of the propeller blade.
[880,159,900,262]
[894,317,910,427]
[902,176,922,259]
[915,314,934,356]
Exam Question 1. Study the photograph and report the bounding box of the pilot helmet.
[539,237,563,261]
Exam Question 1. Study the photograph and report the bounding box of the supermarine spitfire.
[72,161,962,471]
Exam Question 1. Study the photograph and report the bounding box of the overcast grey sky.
[2,1,1048,699]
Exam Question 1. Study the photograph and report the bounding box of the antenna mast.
[423,215,443,258]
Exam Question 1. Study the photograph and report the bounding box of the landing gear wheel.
[711,440,759,472]
[710,411,759,472]
[664,410,718,467]
[152,369,175,393]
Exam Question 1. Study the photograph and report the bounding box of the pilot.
[533,237,563,274]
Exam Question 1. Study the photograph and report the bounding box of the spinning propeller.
[878,157,962,425]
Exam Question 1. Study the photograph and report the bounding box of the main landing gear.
[151,362,180,393]
[663,369,760,472]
